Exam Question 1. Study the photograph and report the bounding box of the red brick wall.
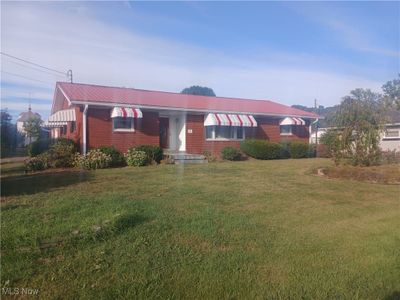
[186,114,309,155]
[86,108,159,153]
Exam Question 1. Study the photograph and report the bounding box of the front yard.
[1,159,399,299]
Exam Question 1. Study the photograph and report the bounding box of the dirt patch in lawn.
[316,164,400,185]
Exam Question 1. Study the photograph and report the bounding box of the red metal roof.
[57,82,319,118]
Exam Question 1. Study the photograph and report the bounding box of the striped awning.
[280,117,305,126]
[48,109,76,122]
[111,107,143,118]
[204,113,257,127]
[42,121,67,128]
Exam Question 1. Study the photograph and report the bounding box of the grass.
[1,158,399,299]
[321,164,400,184]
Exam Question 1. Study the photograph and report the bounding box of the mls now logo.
[2,287,39,296]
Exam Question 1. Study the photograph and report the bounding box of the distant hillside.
[291,105,338,127]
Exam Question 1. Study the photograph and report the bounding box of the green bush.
[240,139,282,160]
[48,140,77,168]
[289,141,310,159]
[125,149,148,167]
[221,147,242,161]
[98,146,126,167]
[134,145,163,164]
[25,155,47,171]
[28,138,76,157]
[279,141,291,159]
[74,149,112,170]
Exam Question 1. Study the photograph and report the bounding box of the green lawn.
[1,159,399,299]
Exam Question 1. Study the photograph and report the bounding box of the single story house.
[310,110,400,152]
[45,82,319,155]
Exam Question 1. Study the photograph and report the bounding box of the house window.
[70,121,76,133]
[113,117,134,131]
[280,125,292,135]
[384,129,400,139]
[205,126,245,140]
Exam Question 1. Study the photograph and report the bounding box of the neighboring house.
[310,110,400,152]
[16,106,42,146]
[44,82,319,155]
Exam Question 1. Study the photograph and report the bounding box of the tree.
[23,115,42,144]
[327,89,385,166]
[382,75,400,110]
[1,110,17,156]
[181,86,216,96]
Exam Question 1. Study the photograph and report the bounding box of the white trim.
[58,85,72,105]
[83,105,88,155]
[112,117,135,132]
[70,100,319,120]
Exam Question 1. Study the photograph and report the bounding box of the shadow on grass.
[113,213,149,233]
[1,170,92,197]
[384,291,400,300]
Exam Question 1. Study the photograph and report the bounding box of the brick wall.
[86,108,159,153]
[186,114,309,155]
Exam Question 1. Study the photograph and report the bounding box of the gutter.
[82,105,88,155]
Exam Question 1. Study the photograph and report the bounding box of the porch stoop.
[163,151,207,164]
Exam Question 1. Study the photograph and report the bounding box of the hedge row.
[25,139,163,171]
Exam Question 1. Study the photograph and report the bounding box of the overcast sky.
[1,1,399,121]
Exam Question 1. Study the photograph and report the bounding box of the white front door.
[168,114,186,151]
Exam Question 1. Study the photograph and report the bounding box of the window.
[384,129,399,139]
[113,117,134,131]
[70,121,76,133]
[205,126,245,140]
[280,125,292,135]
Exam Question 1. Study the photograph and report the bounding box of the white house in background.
[310,110,400,152]
[16,106,42,146]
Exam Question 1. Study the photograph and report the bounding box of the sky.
[1,1,399,121]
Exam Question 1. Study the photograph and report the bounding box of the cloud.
[1,1,387,123]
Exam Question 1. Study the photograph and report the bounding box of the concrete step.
[164,152,207,164]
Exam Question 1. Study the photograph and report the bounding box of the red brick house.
[45,82,319,156]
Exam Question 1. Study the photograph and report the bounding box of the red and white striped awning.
[48,109,76,122]
[204,113,257,127]
[280,117,305,126]
[111,107,143,118]
[42,121,68,128]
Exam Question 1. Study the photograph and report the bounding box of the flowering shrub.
[125,149,148,167]
[25,156,46,171]
[74,149,112,170]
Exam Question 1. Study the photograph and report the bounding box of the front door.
[159,117,169,149]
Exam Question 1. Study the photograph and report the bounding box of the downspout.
[83,105,88,155]
[312,118,319,144]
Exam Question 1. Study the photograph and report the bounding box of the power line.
[0,52,66,75]
[3,58,66,78]
[1,70,54,84]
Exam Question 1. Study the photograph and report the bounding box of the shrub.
[380,150,400,165]
[240,139,282,160]
[134,145,163,164]
[25,156,46,171]
[98,146,126,167]
[289,141,310,159]
[221,147,242,161]
[125,149,148,167]
[28,138,76,157]
[203,150,217,162]
[48,140,77,168]
[74,149,112,170]
[279,141,291,159]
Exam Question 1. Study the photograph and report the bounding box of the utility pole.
[67,69,73,83]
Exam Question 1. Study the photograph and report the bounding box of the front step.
[164,152,207,164]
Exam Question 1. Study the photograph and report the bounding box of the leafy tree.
[181,86,216,96]
[382,75,400,110]
[1,110,17,156]
[328,89,385,166]
[23,115,42,144]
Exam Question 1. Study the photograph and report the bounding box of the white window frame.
[205,126,245,141]
[280,125,292,136]
[112,117,135,132]
[383,128,400,139]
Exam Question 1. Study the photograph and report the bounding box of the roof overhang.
[70,100,320,120]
